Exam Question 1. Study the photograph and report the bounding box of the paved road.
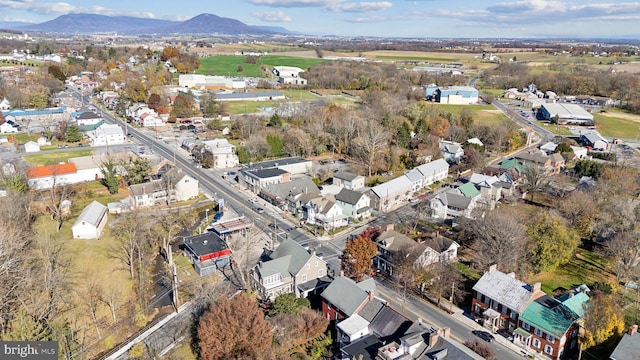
[375,280,526,360]
[81,93,531,358]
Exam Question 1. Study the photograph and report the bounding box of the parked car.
[248,198,258,204]
[472,330,495,343]
[213,211,224,221]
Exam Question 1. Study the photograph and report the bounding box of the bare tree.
[353,119,391,176]
[602,231,640,282]
[522,164,547,203]
[110,212,148,279]
[78,275,104,340]
[45,175,75,232]
[225,225,265,290]
[460,209,528,273]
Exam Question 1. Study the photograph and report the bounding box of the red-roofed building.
[26,163,80,190]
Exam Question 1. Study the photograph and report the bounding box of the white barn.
[71,201,108,239]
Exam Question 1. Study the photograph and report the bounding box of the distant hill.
[17,13,288,35]
[0,21,32,30]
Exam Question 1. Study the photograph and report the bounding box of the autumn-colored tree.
[270,308,329,358]
[527,211,579,273]
[581,292,625,349]
[147,93,162,112]
[197,294,272,360]
[341,233,378,281]
[160,46,180,61]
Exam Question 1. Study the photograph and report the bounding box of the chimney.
[428,330,439,349]
[488,263,497,272]
[532,282,542,294]
[385,223,395,232]
[629,325,638,336]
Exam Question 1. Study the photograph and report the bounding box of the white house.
[333,171,365,191]
[0,98,11,110]
[335,188,371,219]
[0,119,19,133]
[26,163,79,190]
[439,140,464,163]
[272,66,307,85]
[416,158,449,186]
[430,190,477,219]
[24,141,40,153]
[71,200,108,239]
[370,176,414,212]
[173,171,199,201]
[201,139,239,169]
[91,124,126,147]
[304,197,348,230]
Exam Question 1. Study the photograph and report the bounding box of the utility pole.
[450,281,455,313]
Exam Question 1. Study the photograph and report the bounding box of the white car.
[248,198,258,204]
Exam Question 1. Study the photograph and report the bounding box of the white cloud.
[252,10,292,22]
[250,0,391,13]
[0,1,158,18]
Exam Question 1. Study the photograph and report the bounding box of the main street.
[81,92,530,359]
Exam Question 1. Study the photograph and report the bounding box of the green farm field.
[197,55,326,77]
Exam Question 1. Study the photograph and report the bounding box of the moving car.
[255,207,264,214]
[472,330,495,343]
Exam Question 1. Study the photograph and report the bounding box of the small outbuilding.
[71,200,108,239]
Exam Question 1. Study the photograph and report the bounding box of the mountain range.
[0,13,293,35]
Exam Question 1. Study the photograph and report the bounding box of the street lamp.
[205,208,209,224]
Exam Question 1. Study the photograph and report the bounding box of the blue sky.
[1,0,639,38]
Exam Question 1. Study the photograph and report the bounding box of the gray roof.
[334,171,360,181]
[247,168,288,179]
[130,181,160,196]
[257,255,292,278]
[541,103,594,121]
[264,177,319,199]
[336,188,364,205]
[416,158,449,178]
[423,234,458,253]
[439,191,472,210]
[405,169,423,183]
[72,200,107,228]
[321,276,375,317]
[267,238,312,275]
[245,157,309,172]
[337,314,370,337]
[378,229,423,253]
[582,131,608,145]
[358,299,385,322]
[610,331,640,360]
[472,268,535,313]
[371,176,413,198]
[368,305,412,338]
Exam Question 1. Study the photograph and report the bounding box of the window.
[301,274,307,283]
[315,261,318,267]
[534,328,543,337]
[533,338,541,349]
[522,322,530,331]
[318,269,324,277]
[546,334,555,344]
[544,345,553,355]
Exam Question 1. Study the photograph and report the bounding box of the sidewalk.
[450,311,546,359]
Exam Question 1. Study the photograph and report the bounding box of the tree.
[574,160,604,178]
[268,293,310,317]
[122,157,151,185]
[522,163,547,203]
[171,92,197,119]
[270,309,329,358]
[197,294,272,359]
[526,211,580,272]
[65,125,81,143]
[100,160,119,194]
[557,191,598,239]
[460,209,528,273]
[110,213,149,280]
[353,120,391,176]
[236,64,244,73]
[266,133,284,157]
[602,231,640,282]
[268,113,282,127]
[341,234,378,281]
[581,292,625,349]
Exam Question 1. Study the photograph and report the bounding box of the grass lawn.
[163,342,198,360]
[227,100,273,115]
[541,122,574,135]
[526,249,612,295]
[11,133,41,143]
[281,89,323,100]
[374,55,460,62]
[426,103,509,126]
[197,55,325,77]
[594,112,640,139]
[23,149,94,165]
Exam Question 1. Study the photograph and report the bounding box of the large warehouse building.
[540,103,594,125]
[434,86,479,104]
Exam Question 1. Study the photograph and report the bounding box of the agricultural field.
[430,104,509,126]
[197,55,326,77]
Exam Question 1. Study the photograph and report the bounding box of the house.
[26,163,79,190]
[405,169,425,193]
[370,176,413,212]
[456,182,481,200]
[251,238,329,301]
[571,146,588,159]
[333,171,365,191]
[262,177,320,214]
[610,325,640,360]
[0,98,11,110]
[430,190,477,219]
[471,264,544,333]
[182,232,232,276]
[515,291,588,359]
[468,173,504,201]
[78,120,105,137]
[90,124,126,147]
[243,157,312,175]
[322,275,376,321]
[73,110,102,126]
[467,137,484,148]
[439,140,464,164]
[0,119,19,133]
[71,200,108,239]
[304,196,348,230]
[335,188,371,220]
[23,141,40,153]
[128,170,198,208]
[198,139,239,169]
[581,131,610,150]
[375,224,459,276]
[240,168,290,194]
[415,158,449,186]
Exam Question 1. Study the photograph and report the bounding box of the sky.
[1,0,640,38]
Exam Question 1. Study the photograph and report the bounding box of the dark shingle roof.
[247,168,288,179]
[336,188,364,205]
[321,276,374,317]
[334,171,359,181]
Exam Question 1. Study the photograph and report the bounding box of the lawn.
[526,249,612,295]
[594,112,640,139]
[226,100,273,115]
[23,149,94,165]
[374,55,460,62]
[427,103,509,126]
[197,55,325,77]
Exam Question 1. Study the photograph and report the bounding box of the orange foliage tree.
[341,227,379,281]
[197,294,272,359]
